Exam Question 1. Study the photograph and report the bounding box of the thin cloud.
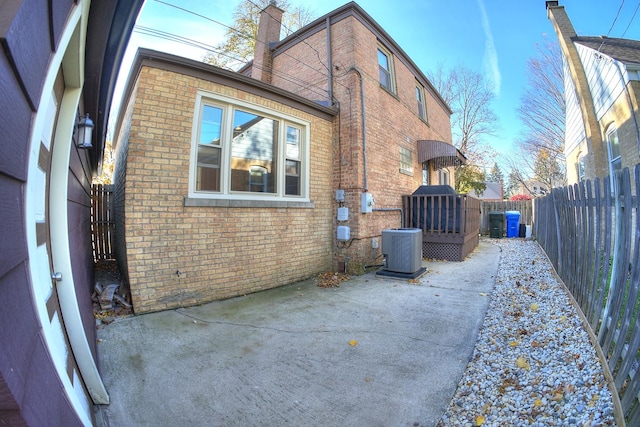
[477,0,501,96]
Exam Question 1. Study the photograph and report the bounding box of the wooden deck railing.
[402,193,480,261]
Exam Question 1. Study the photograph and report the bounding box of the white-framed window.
[415,82,427,121]
[377,44,396,93]
[422,163,429,185]
[190,91,309,200]
[606,125,621,191]
[577,152,585,182]
[399,146,413,175]
[439,168,449,186]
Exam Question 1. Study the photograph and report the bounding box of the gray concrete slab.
[95,239,500,427]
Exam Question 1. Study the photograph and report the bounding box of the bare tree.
[427,64,499,194]
[512,38,565,187]
[203,0,314,70]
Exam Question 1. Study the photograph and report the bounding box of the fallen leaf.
[509,341,520,347]
[348,340,358,347]
[530,303,539,311]
[516,356,530,370]
[475,415,485,426]
[552,392,563,402]
[533,399,542,407]
[479,292,488,296]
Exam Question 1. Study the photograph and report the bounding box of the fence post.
[551,188,562,275]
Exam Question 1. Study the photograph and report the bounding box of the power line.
[133,25,332,101]
[244,0,332,74]
[150,0,333,92]
[621,1,640,38]
[606,0,625,37]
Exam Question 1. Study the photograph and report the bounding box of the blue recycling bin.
[505,211,521,238]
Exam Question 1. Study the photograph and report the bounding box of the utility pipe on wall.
[348,66,368,192]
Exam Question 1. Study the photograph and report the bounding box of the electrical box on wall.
[335,189,345,202]
[337,207,349,221]
[361,192,373,213]
[337,226,350,241]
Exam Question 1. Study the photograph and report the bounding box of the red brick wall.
[120,66,334,313]
[271,15,453,272]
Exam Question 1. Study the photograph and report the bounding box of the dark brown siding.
[68,146,98,359]
[0,1,83,425]
[0,51,32,181]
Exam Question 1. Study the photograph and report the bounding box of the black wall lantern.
[76,113,94,149]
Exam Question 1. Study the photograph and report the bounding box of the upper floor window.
[415,82,427,121]
[399,147,413,175]
[377,45,395,93]
[191,92,309,200]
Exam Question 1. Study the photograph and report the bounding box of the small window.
[606,125,621,189]
[439,168,449,186]
[399,147,413,175]
[377,45,395,93]
[422,163,429,185]
[415,82,427,121]
[577,153,585,182]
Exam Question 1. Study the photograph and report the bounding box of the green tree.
[203,0,314,70]
[487,162,503,183]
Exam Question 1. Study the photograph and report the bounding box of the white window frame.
[377,44,396,93]
[606,125,621,190]
[422,163,429,185]
[399,146,413,175]
[439,168,450,186]
[415,82,427,122]
[577,152,585,182]
[188,91,310,202]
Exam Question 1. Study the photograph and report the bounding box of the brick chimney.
[252,1,284,83]
[547,1,606,180]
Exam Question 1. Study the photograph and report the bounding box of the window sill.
[399,169,413,176]
[184,197,315,209]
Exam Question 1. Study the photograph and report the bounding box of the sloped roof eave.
[417,140,466,168]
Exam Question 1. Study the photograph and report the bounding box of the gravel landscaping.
[437,239,617,426]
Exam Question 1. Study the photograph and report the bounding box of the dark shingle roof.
[573,36,640,65]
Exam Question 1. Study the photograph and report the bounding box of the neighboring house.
[547,1,640,190]
[519,180,549,197]
[0,1,142,425]
[112,1,462,313]
[468,181,504,201]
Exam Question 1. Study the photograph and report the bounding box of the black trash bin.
[489,212,504,238]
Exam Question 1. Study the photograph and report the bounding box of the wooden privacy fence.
[534,165,640,425]
[91,184,115,261]
[479,200,533,235]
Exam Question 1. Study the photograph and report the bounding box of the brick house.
[113,50,336,313]
[113,1,462,313]
[0,1,142,424]
[245,2,463,273]
[547,1,640,190]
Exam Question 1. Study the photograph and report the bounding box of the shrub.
[510,194,533,201]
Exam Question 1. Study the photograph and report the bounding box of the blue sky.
[114,0,640,169]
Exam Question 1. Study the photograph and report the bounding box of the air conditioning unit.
[381,228,422,273]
